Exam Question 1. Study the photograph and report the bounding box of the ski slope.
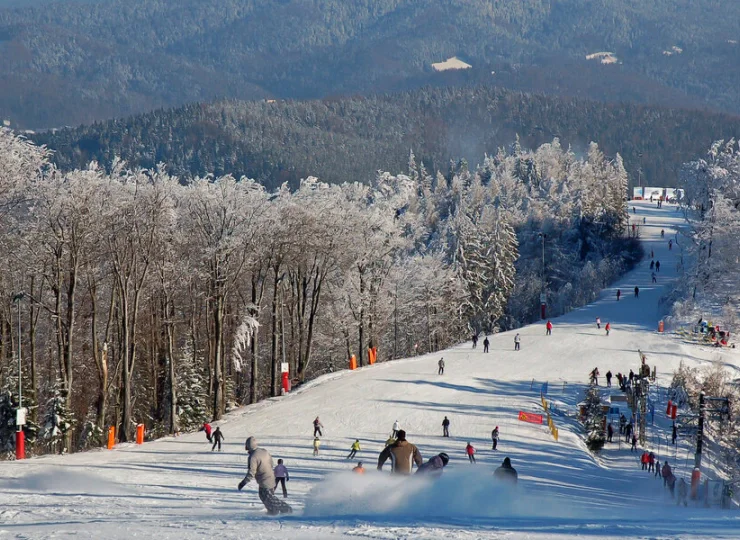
[3,201,740,539]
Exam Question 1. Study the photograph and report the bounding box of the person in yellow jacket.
[313,436,320,456]
[347,439,361,459]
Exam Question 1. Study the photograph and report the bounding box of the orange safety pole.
[107,426,115,449]
[349,354,357,370]
[136,424,145,445]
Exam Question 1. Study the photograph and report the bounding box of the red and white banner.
[518,411,543,424]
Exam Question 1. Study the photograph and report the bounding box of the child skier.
[546,320,553,335]
[465,442,476,463]
[273,459,289,498]
[514,333,521,351]
[313,436,321,456]
[492,426,499,450]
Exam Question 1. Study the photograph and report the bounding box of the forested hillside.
[0,128,633,456]
[34,86,740,190]
[1,0,739,128]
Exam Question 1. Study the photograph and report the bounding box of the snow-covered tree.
[583,385,606,453]
[42,382,74,454]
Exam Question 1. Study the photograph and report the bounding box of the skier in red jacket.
[546,320,553,335]
[465,442,476,463]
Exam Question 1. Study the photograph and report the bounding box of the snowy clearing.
[431,57,472,71]
[585,52,619,64]
[2,201,740,539]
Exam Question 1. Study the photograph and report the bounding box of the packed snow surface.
[3,201,740,539]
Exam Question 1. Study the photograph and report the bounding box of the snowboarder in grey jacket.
[238,437,292,515]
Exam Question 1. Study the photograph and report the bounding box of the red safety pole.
[16,429,25,460]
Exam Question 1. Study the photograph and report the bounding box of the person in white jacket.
[392,420,400,438]
[238,437,292,515]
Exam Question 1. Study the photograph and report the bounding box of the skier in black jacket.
[494,457,518,484]
[211,427,225,452]
[442,416,450,437]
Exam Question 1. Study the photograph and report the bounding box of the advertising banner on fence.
[632,187,644,200]
[518,411,543,424]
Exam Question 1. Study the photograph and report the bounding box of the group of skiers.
[472,331,523,351]
[595,318,612,336]
[202,423,225,452]
[376,427,516,483]
[638,452,688,505]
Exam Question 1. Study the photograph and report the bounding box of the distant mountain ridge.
[1,0,739,128]
[32,85,740,191]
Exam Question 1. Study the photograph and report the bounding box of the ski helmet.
[438,452,449,465]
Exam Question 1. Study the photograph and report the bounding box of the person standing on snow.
[313,417,323,437]
[377,430,423,475]
[273,459,290,498]
[483,336,490,353]
[392,420,400,438]
[546,320,553,336]
[472,334,478,349]
[211,426,225,452]
[438,357,445,375]
[605,321,611,336]
[634,286,639,298]
[494,457,518,484]
[677,478,688,506]
[203,422,213,443]
[650,260,655,271]
[668,239,673,251]
[442,416,450,437]
[606,370,612,387]
[607,422,614,442]
[514,333,521,351]
[616,289,621,301]
[313,436,321,456]
[466,442,476,463]
[238,436,292,515]
[619,414,626,434]
[347,439,361,459]
[589,367,599,386]
[662,461,672,487]
[641,451,649,470]
[631,433,638,452]
[655,459,662,478]
[648,451,655,473]
[652,272,657,283]
[492,426,499,450]
[596,317,601,329]
[661,229,665,238]
[416,452,449,477]
[672,424,678,445]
